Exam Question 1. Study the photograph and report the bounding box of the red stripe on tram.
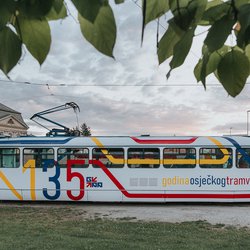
[131,137,198,144]
[90,160,250,200]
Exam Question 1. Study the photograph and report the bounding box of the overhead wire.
[0,78,249,87]
[0,78,241,87]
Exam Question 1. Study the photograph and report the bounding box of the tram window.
[237,148,250,168]
[23,148,54,168]
[58,148,89,168]
[92,148,124,168]
[199,148,232,168]
[128,148,160,168]
[163,148,196,168]
[0,148,20,168]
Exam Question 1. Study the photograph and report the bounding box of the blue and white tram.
[0,135,250,202]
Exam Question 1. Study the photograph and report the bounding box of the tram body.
[0,135,250,202]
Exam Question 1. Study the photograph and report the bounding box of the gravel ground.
[77,203,250,227]
[1,202,250,227]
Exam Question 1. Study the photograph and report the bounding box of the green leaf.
[169,0,196,30]
[201,44,209,54]
[143,0,169,25]
[0,27,22,75]
[157,22,184,64]
[206,51,221,76]
[217,49,250,97]
[199,0,223,25]
[0,0,15,30]
[141,0,146,44]
[194,46,230,88]
[46,0,67,21]
[167,27,195,78]
[78,4,116,58]
[53,0,65,13]
[202,2,230,25]
[72,0,105,23]
[115,0,124,4]
[17,16,51,65]
[200,52,209,87]
[235,0,250,9]
[204,14,235,52]
[169,0,206,31]
[193,0,207,24]
[246,44,250,60]
[206,46,229,75]
[0,10,11,30]
[17,0,53,18]
[237,4,250,48]
[194,59,202,82]
[205,0,223,10]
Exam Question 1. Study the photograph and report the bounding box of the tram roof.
[0,135,249,147]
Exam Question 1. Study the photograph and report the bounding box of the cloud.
[212,122,247,136]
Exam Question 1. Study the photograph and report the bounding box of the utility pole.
[247,110,250,136]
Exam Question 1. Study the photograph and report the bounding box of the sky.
[0,0,249,137]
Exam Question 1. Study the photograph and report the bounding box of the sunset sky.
[0,0,249,137]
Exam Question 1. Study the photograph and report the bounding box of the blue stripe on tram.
[224,137,250,164]
[0,138,73,145]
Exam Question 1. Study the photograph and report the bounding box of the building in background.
[0,103,29,137]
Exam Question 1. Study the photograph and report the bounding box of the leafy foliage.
[72,0,104,23]
[17,15,51,65]
[217,49,249,97]
[78,3,116,58]
[71,123,91,136]
[167,27,195,78]
[157,22,184,64]
[80,123,92,136]
[0,0,249,97]
[0,27,22,75]
[46,0,67,21]
[142,0,169,26]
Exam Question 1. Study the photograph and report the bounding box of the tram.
[0,134,250,202]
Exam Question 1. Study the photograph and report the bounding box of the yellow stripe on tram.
[92,137,124,164]
[23,160,36,201]
[0,171,23,200]
[92,137,195,166]
[199,137,230,165]
[128,159,160,165]
[163,159,196,165]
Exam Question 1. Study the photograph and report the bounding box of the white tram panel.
[0,135,250,202]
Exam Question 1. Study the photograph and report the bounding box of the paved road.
[1,202,250,227]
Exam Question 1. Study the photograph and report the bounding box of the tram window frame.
[127,148,160,168]
[236,148,250,168]
[57,148,89,168]
[163,148,196,168]
[199,148,233,169]
[0,148,20,168]
[23,148,54,168]
[92,148,124,168]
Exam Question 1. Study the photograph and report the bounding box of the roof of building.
[0,103,20,114]
[0,103,28,129]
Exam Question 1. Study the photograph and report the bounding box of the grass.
[0,205,249,250]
